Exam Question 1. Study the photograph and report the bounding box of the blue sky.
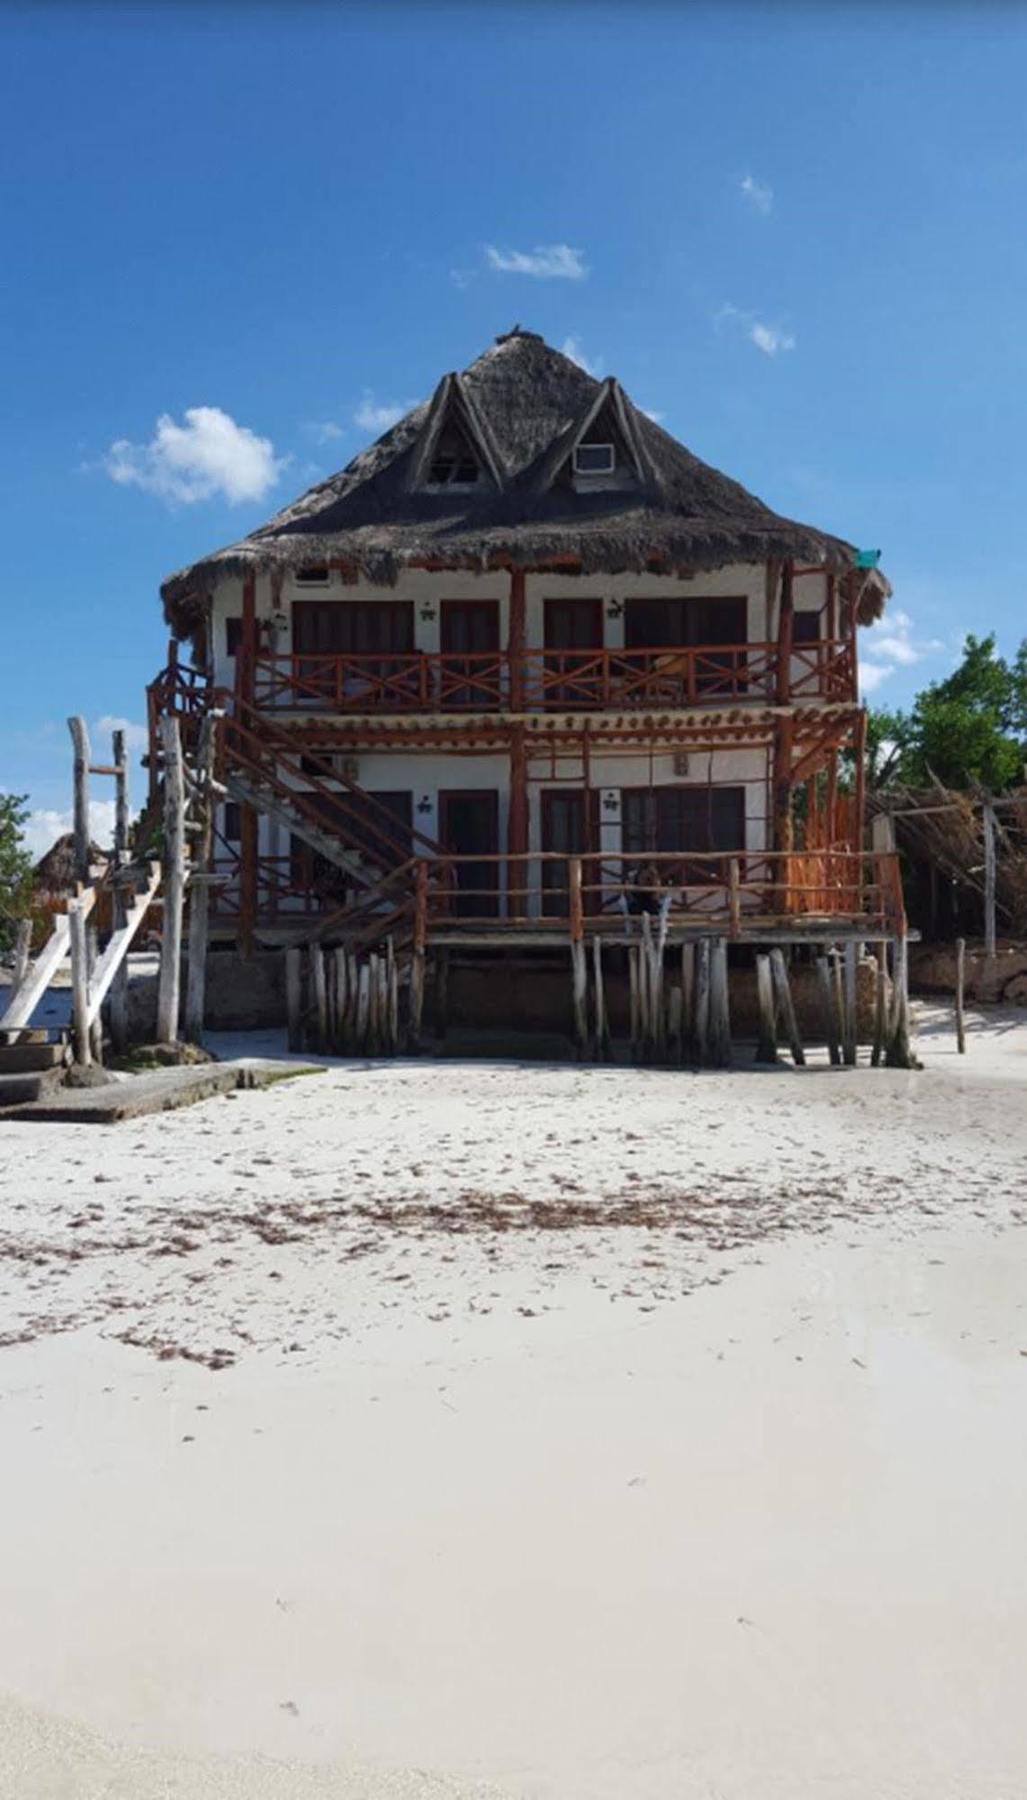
[4,2,1027,851]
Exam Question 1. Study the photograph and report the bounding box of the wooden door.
[439,789,500,916]
[440,601,501,708]
[541,789,596,917]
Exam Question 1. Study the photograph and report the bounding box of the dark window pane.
[225,617,243,657]
[793,611,821,643]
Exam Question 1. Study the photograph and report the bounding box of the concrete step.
[0,1042,66,1073]
[0,1068,63,1108]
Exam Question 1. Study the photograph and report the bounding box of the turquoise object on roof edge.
[856,548,881,569]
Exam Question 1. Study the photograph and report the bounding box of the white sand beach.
[1,1006,1026,1798]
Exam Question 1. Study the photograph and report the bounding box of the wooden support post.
[955,936,966,1054]
[69,898,91,1066]
[871,943,887,1068]
[69,715,103,1061]
[434,948,449,1040]
[386,936,398,1055]
[591,934,610,1061]
[355,961,371,1053]
[156,713,185,1045]
[108,727,130,1051]
[310,944,328,1052]
[333,948,348,1052]
[184,713,217,1044]
[12,918,31,995]
[775,559,795,705]
[628,945,640,1059]
[286,945,303,1051]
[694,939,711,1066]
[885,931,915,1068]
[708,938,731,1068]
[817,955,842,1066]
[982,800,997,962]
[769,948,805,1066]
[842,940,858,1066]
[727,857,741,939]
[568,862,588,1057]
[755,953,778,1063]
[667,983,683,1065]
[507,725,529,918]
[680,941,695,1057]
[409,860,428,1051]
[771,716,795,862]
[508,568,526,712]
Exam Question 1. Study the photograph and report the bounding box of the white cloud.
[859,609,945,697]
[21,800,118,860]
[94,715,148,754]
[716,303,796,357]
[485,243,588,280]
[561,336,603,377]
[641,407,665,424]
[304,419,345,445]
[740,173,773,215]
[103,407,286,506]
[353,393,414,435]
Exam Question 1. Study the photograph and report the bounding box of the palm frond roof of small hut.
[161,328,890,632]
[33,833,109,896]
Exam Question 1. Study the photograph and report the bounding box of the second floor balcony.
[251,639,855,714]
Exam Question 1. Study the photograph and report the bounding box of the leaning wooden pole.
[769,948,805,1067]
[156,713,186,1045]
[755,952,778,1063]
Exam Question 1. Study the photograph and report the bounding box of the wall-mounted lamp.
[416,795,433,815]
[419,603,437,623]
[601,789,620,814]
[605,598,624,620]
[271,610,289,632]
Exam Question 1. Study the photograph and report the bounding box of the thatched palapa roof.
[33,833,108,895]
[162,328,889,631]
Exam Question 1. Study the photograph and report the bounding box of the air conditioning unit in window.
[672,753,690,777]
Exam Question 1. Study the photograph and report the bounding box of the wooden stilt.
[435,948,449,1040]
[356,961,371,1053]
[667,983,683,1064]
[628,945,640,1060]
[708,938,731,1067]
[871,944,887,1067]
[69,897,91,1066]
[108,727,130,1052]
[816,956,842,1066]
[885,931,915,1068]
[955,935,966,1054]
[334,948,348,1051]
[842,941,858,1067]
[309,945,327,1051]
[755,953,778,1063]
[831,951,845,1062]
[386,937,399,1055]
[694,939,711,1066]
[184,713,217,1045]
[680,941,695,1058]
[569,857,588,1057]
[286,946,303,1051]
[12,918,31,996]
[156,714,185,1045]
[769,948,805,1066]
[591,934,610,1061]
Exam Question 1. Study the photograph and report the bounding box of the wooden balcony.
[251,640,855,714]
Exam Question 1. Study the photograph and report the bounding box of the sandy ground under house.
[0,1002,1026,1798]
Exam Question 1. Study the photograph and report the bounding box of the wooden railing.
[251,640,857,713]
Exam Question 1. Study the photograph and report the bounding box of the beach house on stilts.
[148,328,908,1063]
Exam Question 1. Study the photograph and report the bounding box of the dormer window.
[574,442,616,475]
[426,421,481,488]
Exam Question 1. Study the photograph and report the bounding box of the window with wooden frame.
[621,785,745,886]
[792,611,821,644]
[225,617,243,658]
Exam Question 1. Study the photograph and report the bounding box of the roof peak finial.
[495,323,543,345]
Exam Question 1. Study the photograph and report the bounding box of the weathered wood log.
[680,942,695,1057]
[435,948,449,1040]
[871,944,887,1068]
[156,714,185,1046]
[982,802,997,961]
[184,714,217,1044]
[816,954,841,1066]
[628,945,640,1059]
[310,944,328,1052]
[12,918,31,994]
[667,983,683,1064]
[885,931,916,1068]
[770,948,805,1066]
[591,934,610,1061]
[108,726,130,1052]
[955,935,966,1055]
[355,961,371,1053]
[69,897,91,1066]
[694,939,711,1066]
[570,937,589,1059]
[286,946,303,1051]
[755,953,778,1063]
[842,941,858,1067]
[708,938,731,1067]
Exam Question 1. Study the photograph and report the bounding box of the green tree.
[869,633,1027,793]
[0,792,33,954]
